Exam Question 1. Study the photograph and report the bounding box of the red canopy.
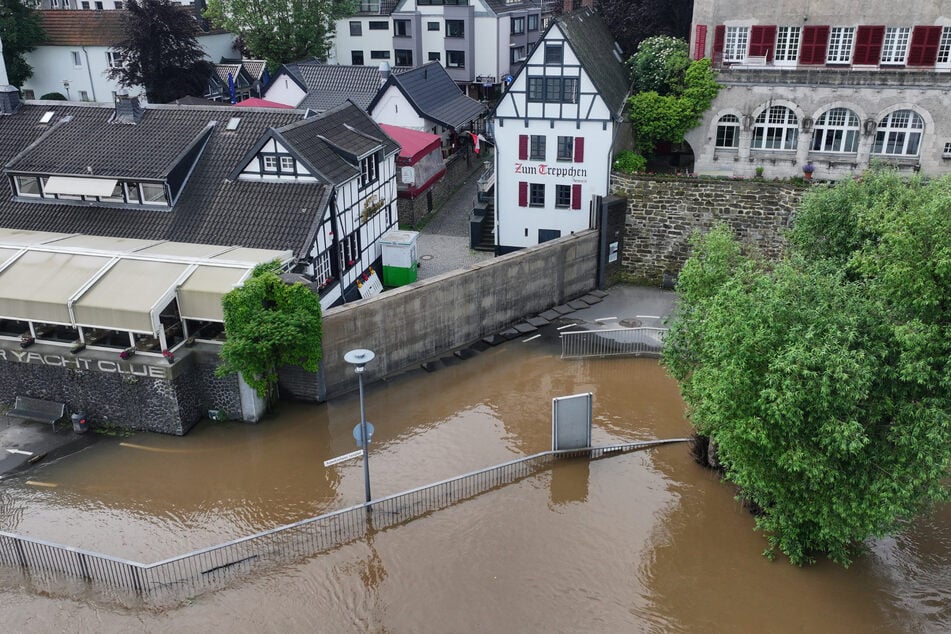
[379,124,442,165]
[235,98,294,109]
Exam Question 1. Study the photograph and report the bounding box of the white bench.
[9,396,66,429]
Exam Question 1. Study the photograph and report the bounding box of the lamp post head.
[344,348,375,371]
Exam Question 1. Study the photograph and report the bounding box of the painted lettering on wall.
[514,163,588,180]
[0,347,168,379]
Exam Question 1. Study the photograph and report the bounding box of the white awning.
[43,176,118,197]
[178,266,249,321]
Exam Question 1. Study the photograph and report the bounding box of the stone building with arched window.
[686,0,951,180]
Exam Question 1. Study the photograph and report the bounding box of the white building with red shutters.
[687,0,951,180]
[491,7,629,254]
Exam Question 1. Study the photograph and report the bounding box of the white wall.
[263,74,306,107]
[370,86,426,130]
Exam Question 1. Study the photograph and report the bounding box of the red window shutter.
[749,25,777,61]
[799,25,829,64]
[713,25,725,59]
[518,182,527,207]
[853,26,884,65]
[571,184,581,210]
[908,26,942,66]
[518,135,528,160]
[574,137,584,163]
[694,24,708,60]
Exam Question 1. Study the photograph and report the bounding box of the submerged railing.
[0,439,687,603]
[560,327,668,359]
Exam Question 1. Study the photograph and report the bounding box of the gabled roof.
[0,103,331,259]
[270,60,409,112]
[368,62,487,131]
[556,8,631,115]
[221,58,268,82]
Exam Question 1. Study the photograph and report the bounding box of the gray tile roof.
[556,8,631,115]
[0,102,331,258]
[371,62,487,130]
[483,0,540,14]
[277,101,400,185]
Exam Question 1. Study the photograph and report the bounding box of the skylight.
[39,111,55,124]
[226,117,241,131]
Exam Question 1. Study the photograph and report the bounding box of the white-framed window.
[872,110,923,156]
[943,142,951,158]
[937,27,951,66]
[715,114,740,148]
[140,183,167,205]
[774,26,801,63]
[724,26,749,63]
[826,27,855,64]
[263,155,278,171]
[360,152,379,188]
[71,50,83,67]
[280,156,295,172]
[751,105,798,150]
[880,27,911,65]
[529,135,545,160]
[811,108,860,153]
[106,51,124,68]
[14,176,41,197]
[314,251,332,285]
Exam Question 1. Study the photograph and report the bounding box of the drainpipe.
[82,47,97,102]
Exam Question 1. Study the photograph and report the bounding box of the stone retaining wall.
[612,174,803,285]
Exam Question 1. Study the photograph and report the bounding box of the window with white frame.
[280,156,295,172]
[360,152,379,187]
[943,142,951,157]
[811,108,859,153]
[314,251,332,285]
[715,114,740,148]
[774,26,801,63]
[937,27,951,65]
[751,105,798,150]
[529,135,545,160]
[263,156,278,171]
[14,176,41,197]
[106,51,124,68]
[872,110,923,156]
[826,27,855,64]
[724,26,749,63]
[880,27,911,64]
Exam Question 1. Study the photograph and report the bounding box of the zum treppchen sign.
[0,346,169,379]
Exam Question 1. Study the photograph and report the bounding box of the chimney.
[113,88,144,124]
[0,35,21,115]
[378,61,391,86]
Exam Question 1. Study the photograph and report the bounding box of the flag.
[469,132,480,154]
[262,66,271,87]
[228,72,236,104]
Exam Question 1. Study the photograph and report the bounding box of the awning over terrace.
[0,229,293,334]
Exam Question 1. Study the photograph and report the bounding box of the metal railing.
[0,439,686,603]
[560,327,668,359]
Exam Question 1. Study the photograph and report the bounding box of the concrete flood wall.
[612,174,802,285]
[316,230,599,400]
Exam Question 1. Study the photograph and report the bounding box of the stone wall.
[396,146,488,228]
[612,174,802,285]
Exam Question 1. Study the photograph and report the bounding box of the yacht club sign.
[0,347,168,379]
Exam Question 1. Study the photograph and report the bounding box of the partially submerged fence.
[560,327,668,359]
[0,439,687,603]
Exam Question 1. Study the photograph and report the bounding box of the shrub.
[613,150,647,174]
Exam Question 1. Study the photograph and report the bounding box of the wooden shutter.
[518,182,527,207]
[713,25,725,60]
[518,135,528,160]
[908,26,942,66]
[574,137,584,163]
[571,184,581,210]
[853,26,885,65]
[799,25,829,64]
[749,25,777,61]
[694,24,708,60]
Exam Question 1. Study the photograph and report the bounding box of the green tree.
[628,35,689,95]
[216,262,323,401]
[627,57,719,155]
[107,0,214,103]
[0,0,47,88]
[664,170,951,566]
[204,0,356,68]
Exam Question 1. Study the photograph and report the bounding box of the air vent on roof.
[226,117,241,131]
[40,111,55,124]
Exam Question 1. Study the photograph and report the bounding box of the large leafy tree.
[664,169,951,566]
[595,0,692,57]
[217,262,323,402]
[107,0,214,103]
[204,0,356,68]
[0,0,47,87]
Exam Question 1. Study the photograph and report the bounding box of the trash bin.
[71,412,89,434]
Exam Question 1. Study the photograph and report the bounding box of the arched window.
[751,106,798,150]
[872,110,923,156]
[715,114,740,148]
[811,108,860,153]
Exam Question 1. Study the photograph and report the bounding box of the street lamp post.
[344,348,375,504]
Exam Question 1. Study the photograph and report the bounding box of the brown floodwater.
[0,340,948,632]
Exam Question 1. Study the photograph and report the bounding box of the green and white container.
[380,230,419,286]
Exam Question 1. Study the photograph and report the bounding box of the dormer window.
[360,152,379,188]
[260,153,297,175]
[11,175,169,207]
